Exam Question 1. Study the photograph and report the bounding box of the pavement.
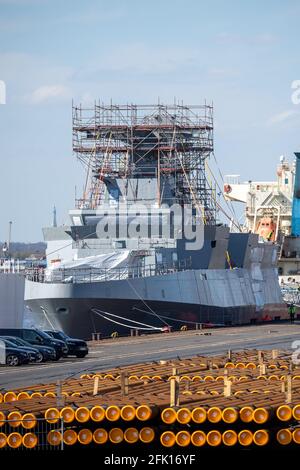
[0,323,300,390]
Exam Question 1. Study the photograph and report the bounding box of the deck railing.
[25,262,191,284]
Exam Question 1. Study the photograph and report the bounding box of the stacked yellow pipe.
[0,349,300,450]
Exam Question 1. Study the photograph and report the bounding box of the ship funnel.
[291,152,300,236]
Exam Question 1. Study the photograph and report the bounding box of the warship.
[24,103,284,339]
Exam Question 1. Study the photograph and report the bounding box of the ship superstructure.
[224,156,294,241]
[223,153,300,304]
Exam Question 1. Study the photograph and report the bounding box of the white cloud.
[27,84,71,104]
[0,52,73,104]
[254,33,277,44]
[267,109,300,125]
[0,53,72,85]
[0,46,199,107]
[78,43,199,77]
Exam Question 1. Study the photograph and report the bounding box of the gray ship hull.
[25,267,285,339]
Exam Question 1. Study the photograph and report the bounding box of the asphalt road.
[1,323,300,390]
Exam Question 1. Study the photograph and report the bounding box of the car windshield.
[45,331,68,340]
[11,337,33,347]
[12,339,22,346]
[36,330,53,340]
[56,331,68,340]
[1,337,19,345]
[2,338,17,347]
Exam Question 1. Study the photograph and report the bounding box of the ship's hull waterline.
[25,268,286,340]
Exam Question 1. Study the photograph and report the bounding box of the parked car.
[0,342,30,366]
[0,337,42,363]
[44,330,89,358]
[2,336,56,362]
[0,329,68,360]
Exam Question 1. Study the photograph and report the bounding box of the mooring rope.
[91,308,163,331]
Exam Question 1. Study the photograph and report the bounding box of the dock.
[0,324,300,451]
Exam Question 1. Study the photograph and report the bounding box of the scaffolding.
[72,102,215,223]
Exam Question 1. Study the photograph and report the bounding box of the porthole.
[56,307,69,315]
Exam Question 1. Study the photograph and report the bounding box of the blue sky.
[0,0,300,241]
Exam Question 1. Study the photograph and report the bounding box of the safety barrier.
[0,417,64,450]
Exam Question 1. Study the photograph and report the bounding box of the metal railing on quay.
[0,417,64,451]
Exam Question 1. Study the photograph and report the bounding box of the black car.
[3,336,56,362]
[0,338,42,363]
[44,330,89,358]
[0,343,30,366]
[0,328,68,360]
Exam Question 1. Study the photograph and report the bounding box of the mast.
[72,102,215,223]
[8,221,12,257]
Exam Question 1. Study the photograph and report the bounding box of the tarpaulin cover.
[45,251,137,282]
